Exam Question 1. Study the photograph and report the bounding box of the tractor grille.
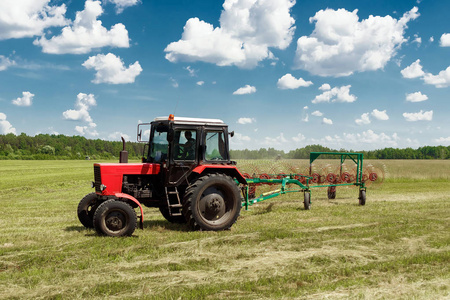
[93,165,102,193]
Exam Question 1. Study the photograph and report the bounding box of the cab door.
[167,128,199,185]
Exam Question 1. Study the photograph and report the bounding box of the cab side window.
[174,130,196,160]
[205,131,226,161]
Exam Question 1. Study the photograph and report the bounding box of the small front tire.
[93,200,137,237]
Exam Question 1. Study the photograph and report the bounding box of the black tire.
[159,206,187,224]
[359,190,366,206]
[183,173,241,231]
[327,186,336,199]
[304,192,311,210]
[93,199,137,237]
[77,192,99,228]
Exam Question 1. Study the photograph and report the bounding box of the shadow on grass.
[143,220,190,232]
[65,225,86,232]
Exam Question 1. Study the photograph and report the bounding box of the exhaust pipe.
[119,136,128,163]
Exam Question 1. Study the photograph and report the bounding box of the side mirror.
[229,131,234,138]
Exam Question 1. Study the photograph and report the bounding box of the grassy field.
[0,159,449,299]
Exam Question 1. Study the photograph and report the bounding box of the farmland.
[0,159,449,299]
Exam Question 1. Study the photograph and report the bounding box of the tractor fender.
[192,165,247,184]
[114,193,144,229]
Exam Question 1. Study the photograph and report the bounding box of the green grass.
[0,159,449,299]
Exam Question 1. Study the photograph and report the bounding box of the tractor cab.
[139,114,235,186]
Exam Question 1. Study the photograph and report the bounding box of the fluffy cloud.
[355,113,371,125]
[322,117,333,125]
[0,55,15,71]
[440,33,450,47]
[0,112,16,134]
[63,93,96,125]
[0,0,68,40]
[165,0,296,68]
[105,0,140,14]
[263,133,288,146]
[196,81,204,86]
[401,59,424,78]
[371,109,389,120]
[312,85,356,103]
[34,0,129,54]
[233,85,256,95]
[356,109,389,125]
[292,133,306,143]
[108,131,130,141]
[401,60,450,88]
[311,110,323,117]
[12,91,34,107]
[277,73,313,89]
[295,7,419,76]
[237,117,256,124]
[406,91,428,102]
[403,110,433,121]
[82,53,142,84]
[435,137,450,145]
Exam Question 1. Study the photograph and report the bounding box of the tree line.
[0,133,449,160]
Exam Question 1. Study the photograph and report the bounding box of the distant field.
[0,159,449,299]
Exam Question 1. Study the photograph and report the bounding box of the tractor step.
[165,186,182,216]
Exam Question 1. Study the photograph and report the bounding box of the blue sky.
[0,0,449,151]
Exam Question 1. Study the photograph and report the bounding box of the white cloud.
[165,0,296,68]
[355,113,371,125]
[82,53,142,84]
[196,81,204,86]
[185,66,196,77]
[295,7,419,76]
[230,132,251,147]
[403,110,433,121]
[277,73,313,89]
[108,131,130,141]
[401,59,425,78]
[75,125,98,137]
[322,117,333,125]
[263,133,288,146]
[0,112,16,134]
[292,133,306,143]
[311,110,323,117]
[402,60,450,88]
[412,34,421,45]
[170,78,179,88]
[435,137,450,145]
[33,0,129,54]
[429,36,434,43]
[312,85,356,103]
[406,91,428,102]
[0,55,15,71]
[233,85,256,95]
[0,0,68,40]
[319,83,331,91]
[440,33,450,47]
[237,117,256,124]
[12,91,34,107]
[422,66,450,88]
[105,0,140,14]
[63,93,96,123]
[371,109,389,120]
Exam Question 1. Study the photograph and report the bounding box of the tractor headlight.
[91,181,95,188]
[100,184,107,191]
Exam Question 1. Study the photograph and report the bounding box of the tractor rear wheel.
[183,173,241,231]
[159,206,187,224]
[77,192,99,228]
[359,190,366,206]
[304,192,311,210]
[93,200,137,237]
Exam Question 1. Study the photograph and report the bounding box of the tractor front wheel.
[183,173,241,231]
[77,192,99,228]
[93,200,137,237]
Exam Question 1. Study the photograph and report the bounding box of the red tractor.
[77,115,247,237]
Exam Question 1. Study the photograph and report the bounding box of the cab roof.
[153,116,226,126]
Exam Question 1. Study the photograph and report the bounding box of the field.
[0,159,449,299]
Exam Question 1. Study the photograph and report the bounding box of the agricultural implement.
[77,115,383,237]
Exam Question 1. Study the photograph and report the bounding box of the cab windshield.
[149,123,169,162]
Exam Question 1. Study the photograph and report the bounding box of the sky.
[0,0,449,152]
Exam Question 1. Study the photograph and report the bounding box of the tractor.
[77,115,247,237]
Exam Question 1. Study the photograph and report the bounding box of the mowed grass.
[0,159,449,299]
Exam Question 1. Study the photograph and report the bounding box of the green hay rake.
[241,152,368,210]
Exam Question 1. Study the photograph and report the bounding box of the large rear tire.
[77,192,99,228]
[93,200,137,237]
[183,173,241,231]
